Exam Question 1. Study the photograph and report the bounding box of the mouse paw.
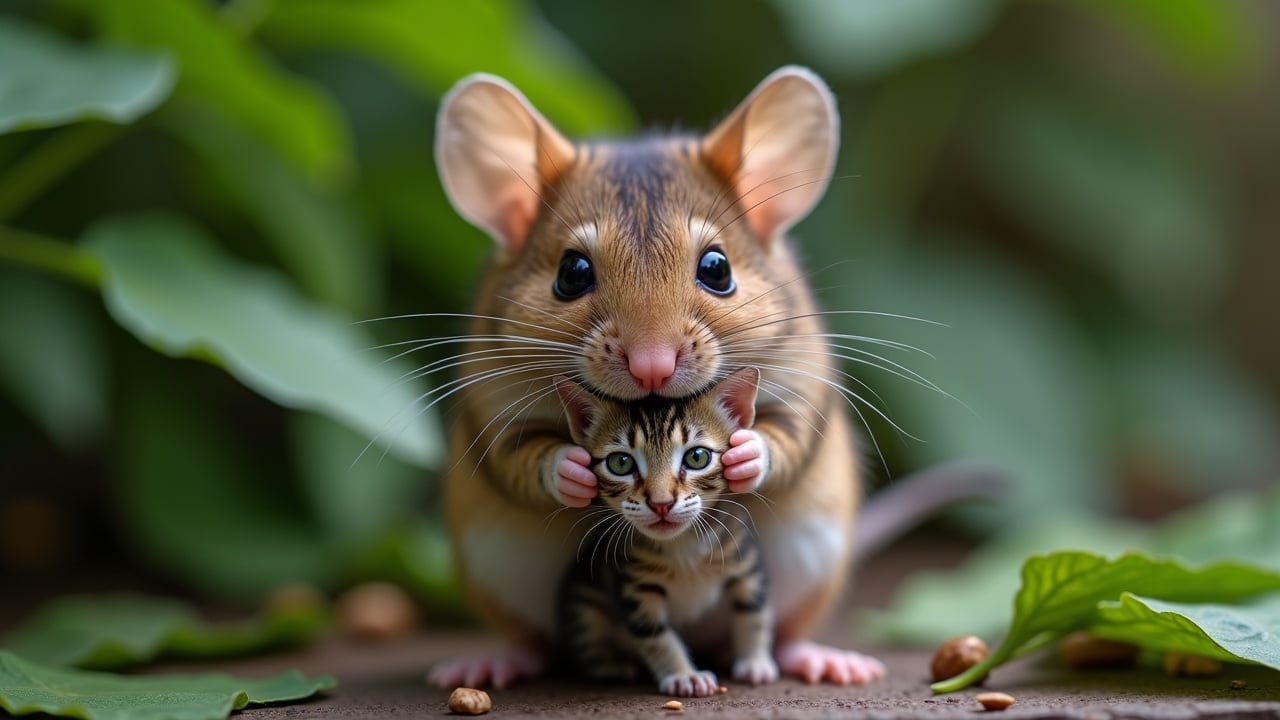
[723,429,769,493]
[777,639,885,686]
[658,669,719,697]
[549,445,596,507]
[427,645,546,689]
[732,655,779,686]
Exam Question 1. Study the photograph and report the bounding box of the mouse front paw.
[732,655,779,686]
[723,429,770,493]
[658,669,719,697]
[549,445,596,507]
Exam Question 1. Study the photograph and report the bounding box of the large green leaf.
[116,373,337,600]
[1094,593,1280,669]
[0,651,333,720]
[260,0,634,135]
[84,213,440,467]
[79,0,350,184]
[3,594,327,670]
[0,18,174,133]
[931,551,1280,692]
[0,268,107,448]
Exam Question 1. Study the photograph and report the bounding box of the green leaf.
[931,551,1280,693]
[3,594,327,671]
[0,267,107,448]
[79,0,350,184]
[85,213,441,468]
[0,651,333,720]
[1093,593,1280,669]
[767,0,998,79]
[260,0,634,136]
[0,17,174,133]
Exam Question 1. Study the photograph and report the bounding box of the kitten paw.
[732,655,780,686]
[658,669,719,697]
[723,429,769,493]
[777,639,885,685]
[551,445,596,507]
[427,645,546,689]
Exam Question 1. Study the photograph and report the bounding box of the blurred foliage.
[0,0,1277,611]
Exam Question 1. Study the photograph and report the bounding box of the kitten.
[552,367,777,697]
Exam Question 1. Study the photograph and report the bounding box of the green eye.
[683,447,712,470]
[605,452,636,475]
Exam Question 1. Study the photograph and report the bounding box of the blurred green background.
[1,0,1277,617]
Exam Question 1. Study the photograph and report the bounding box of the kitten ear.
[712,367,761,429]
[436,74,576,251]
[701,66,839,244]
[554,376,600,446]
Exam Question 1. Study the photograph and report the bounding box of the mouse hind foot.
[776,639,885,686]
[427,644,546,689]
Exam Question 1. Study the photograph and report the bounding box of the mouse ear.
[553,376,601,446]
[701,67,839,245]
[711,367,760,429]
[436,74,576,251]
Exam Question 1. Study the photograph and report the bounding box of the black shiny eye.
[605,452,636,475]
[696,248,734,295]
[554,251,595,300]
[682,447,712,470]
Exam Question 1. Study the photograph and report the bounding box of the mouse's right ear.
[435,74,576,251]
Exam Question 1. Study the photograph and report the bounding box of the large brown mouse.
[427,66,885,688]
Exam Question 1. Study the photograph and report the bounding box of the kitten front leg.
[622,583,718,697]
[727,549,779,685]
[723,429,770,493]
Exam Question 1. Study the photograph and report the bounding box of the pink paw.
[659,669,719,697]
[722,429,769,493]
[776,640,885,686]
[551,446,596,508]
[427,646,546,689]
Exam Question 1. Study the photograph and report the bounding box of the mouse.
[426,66,885,689]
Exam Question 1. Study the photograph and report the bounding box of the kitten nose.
[647,499,675,519]
[627,346,677,392]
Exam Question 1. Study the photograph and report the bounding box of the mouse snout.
[626,346,677,392]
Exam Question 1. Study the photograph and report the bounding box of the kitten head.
[554,368,759,541]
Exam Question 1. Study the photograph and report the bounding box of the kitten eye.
[605,452,636,475]
[696,248,734,295]
[554,251,595,300]
[682,447,712,470]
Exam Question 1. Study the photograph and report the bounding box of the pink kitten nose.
[647,499,675,518]
[627,346,677,392]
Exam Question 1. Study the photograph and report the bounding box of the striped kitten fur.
[552,368,777,697]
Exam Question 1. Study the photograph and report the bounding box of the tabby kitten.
[552,367,777,698]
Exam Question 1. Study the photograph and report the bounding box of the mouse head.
[436,68,838,401]
[554,367,759,541]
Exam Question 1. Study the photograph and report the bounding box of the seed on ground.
[447,687,491,715]
[1060,631,1139,668]
[663,699,684,710]
[930,635,990,682]
[1162,652,1222,678]
[975,692,1015,711]
[336,581,418,641]
[1230,679,1247,690]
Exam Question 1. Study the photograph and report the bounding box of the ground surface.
[177,630,1280,720]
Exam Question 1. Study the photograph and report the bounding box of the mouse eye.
[682,447,712,470]
[696,248,735,295]
[554,251,595,300]
[605,452,636,476]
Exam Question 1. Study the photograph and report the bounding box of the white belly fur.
[462,523,572,636]
[757,513,847,623]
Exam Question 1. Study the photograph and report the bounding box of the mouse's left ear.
[436,74,576,251]
[701,67,839,245]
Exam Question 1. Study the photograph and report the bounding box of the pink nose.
[627,346,677,392]
[648,499,675,519]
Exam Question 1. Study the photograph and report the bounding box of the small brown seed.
[448,687,491,715]
[975,692,1015,711]
[663,699,684,710]
[1162,652,1222,678]
[1230,679,1247,690]
[336,581,418,641]
[930,635,990,682]
[1060,632,1140,669]
[718,685,728,694]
